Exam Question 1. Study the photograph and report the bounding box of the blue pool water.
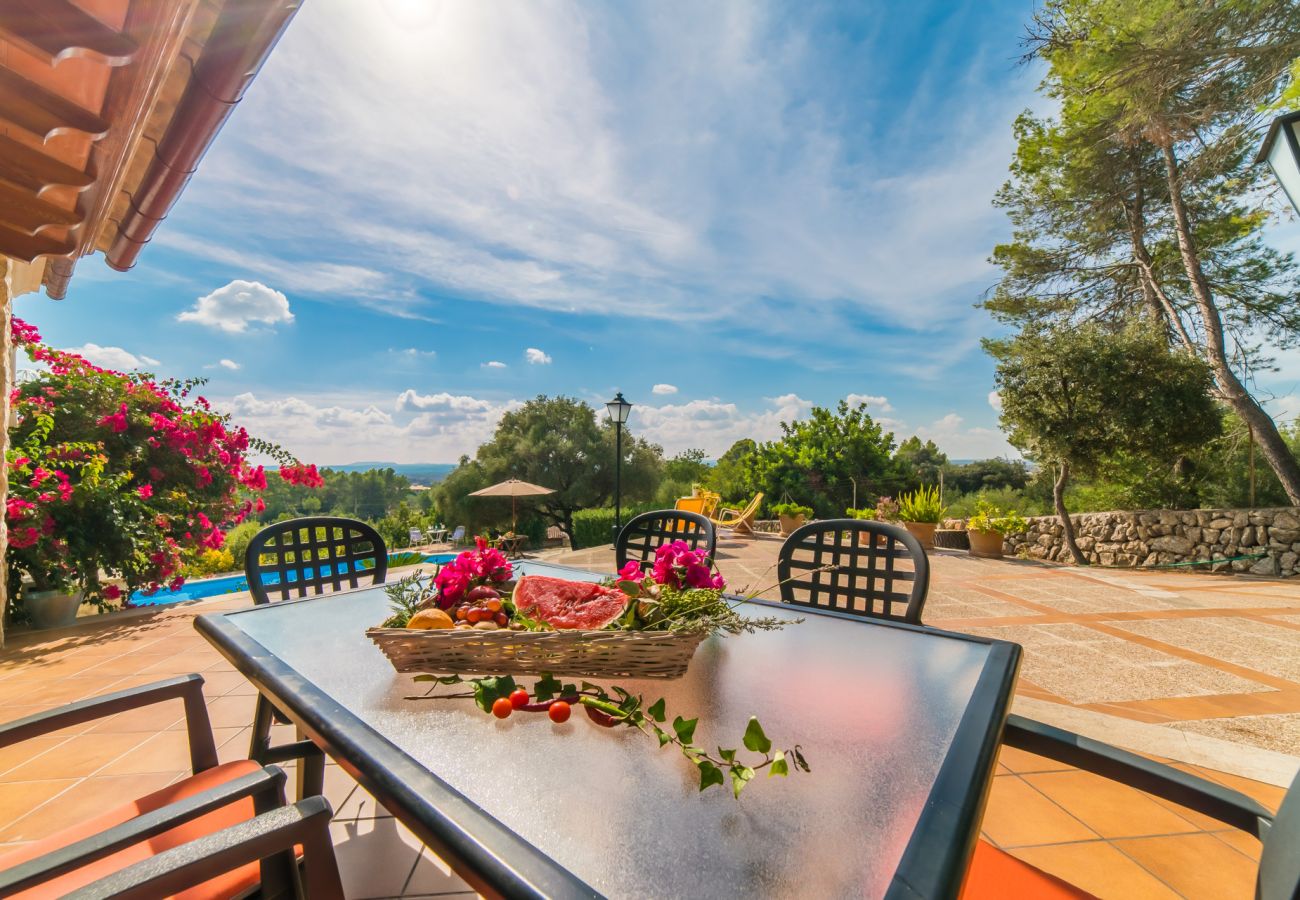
[129,553,458,607]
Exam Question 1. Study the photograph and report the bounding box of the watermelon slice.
[512,575,629,630]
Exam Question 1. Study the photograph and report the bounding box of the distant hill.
[324,462,457,486]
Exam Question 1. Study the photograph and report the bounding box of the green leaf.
[718,747,736,763]
[730,765,755,798]
[792,745,811,773]
[769,751,789,777]
[742,717,772,754]
[672,715,698,744]
[697,761,725,792]
[647,698,666,723]
[532,674,562,701]
[654,725,672,747]
[469,675,517,713]
[413,674,436,682]
[561,683,577,696]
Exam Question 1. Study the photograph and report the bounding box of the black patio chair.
[776,519,929,624]
[960,714,1299,899]
[243,516,388,796]
[0,674,341,899]
[615,509,717,575]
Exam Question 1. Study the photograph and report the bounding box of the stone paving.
[0,536,1293,898]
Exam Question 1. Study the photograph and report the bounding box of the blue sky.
[17,0,1300,464]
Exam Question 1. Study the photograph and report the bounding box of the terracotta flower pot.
[23,588,83,629]
[968,529,1005,559]
[778,514,806,537]
[903,521,936,550]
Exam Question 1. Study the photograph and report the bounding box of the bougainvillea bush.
[6,317,321,615]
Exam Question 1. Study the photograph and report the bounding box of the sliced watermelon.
[512,575,629,630]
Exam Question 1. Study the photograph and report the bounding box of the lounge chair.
[708,492,764,536]
[449,525,467,546]
[675,491,721,518]
[408,527,425,546]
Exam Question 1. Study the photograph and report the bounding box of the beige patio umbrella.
[469,478,555,531]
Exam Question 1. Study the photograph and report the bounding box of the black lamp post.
[605,391,632,539]
[1259,111,1300,214]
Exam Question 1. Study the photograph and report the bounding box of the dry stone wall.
[1001,508,1300,577]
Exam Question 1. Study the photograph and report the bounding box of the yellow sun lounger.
[675,491,721,518]
[709,492,763,536]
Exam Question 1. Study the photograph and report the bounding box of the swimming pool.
[129,552,458,607]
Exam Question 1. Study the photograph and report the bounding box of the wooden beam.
[0,221,75,261]
[0,66,110,140]
[0,181,82,234]
[0,0,138,65]
[0,134,94,193]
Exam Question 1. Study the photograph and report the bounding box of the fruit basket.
[365,625,708,679]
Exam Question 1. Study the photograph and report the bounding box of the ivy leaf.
[769,751,789,777]
[654,725,672,747]
[742,717,772,754]
[672,715,698,744]
[470,675,517,713]
[730,765,755,798]
[532,674,562,701]
[718,747,736,763]
[647,698,666,723]
[698,761,725,792]
[561,683,577,696]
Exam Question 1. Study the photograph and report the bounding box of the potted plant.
[771,502,813,536]
[965,503,1029,559]
[896,486,946,550]
[847,505,880,546]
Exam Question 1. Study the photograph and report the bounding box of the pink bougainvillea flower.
[102,584,121,600]
[137,484,154,499]
[617,560,644,583]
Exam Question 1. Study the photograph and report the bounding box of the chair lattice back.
[777,519,929,624]
[616,510,717,574]
[244,516,388,606]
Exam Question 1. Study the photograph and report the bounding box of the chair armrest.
[1005,715,1274,838]
[0,765,289,896]
[0,674,218,773]
[70,796,344,900]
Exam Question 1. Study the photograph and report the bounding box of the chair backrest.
[408,527,424,544]
[674,497,707,515]
[244,517,388,605]
[700,491,721,518]
[616,510,717,574]
[776,519,929,624]
[736,492,763,520]
[450,525,466,542]
[1259,766,1300,900]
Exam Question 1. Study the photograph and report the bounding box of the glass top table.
[196,561,1019,899]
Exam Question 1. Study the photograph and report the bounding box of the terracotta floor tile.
[978,774,1099,848]
[95,726,245,776]
[203,694,257,730]
[1211,828,1263,861]
[0,779,78,834]
[1022,770,1202,839]
[1194,769,1286,811]
[195,670,255,696]
[77,653,178,677]
[216,727,254,765]
[0,773,176,842]
[1008,840,1181,899]
[1115,832,1257,900]
[0,736,66,777]
[84,701,185,734]
[996,745,1073,775]
[404,847,472,896]
[3,732,147,780]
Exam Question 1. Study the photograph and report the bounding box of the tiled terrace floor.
[0,538,1294,898]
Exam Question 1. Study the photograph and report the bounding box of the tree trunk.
[1054,461,1088,566]
[1124,158,1198,351]
[1158,138,1300,504]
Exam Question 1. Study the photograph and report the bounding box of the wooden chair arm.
[0,674,218,773]
[71,796,344,900]
[1005,715,1274,839]
[0,765,290,896]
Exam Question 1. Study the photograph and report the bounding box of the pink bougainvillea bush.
[6,317,316,613]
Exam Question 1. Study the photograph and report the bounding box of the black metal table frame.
[196,587,1020,900]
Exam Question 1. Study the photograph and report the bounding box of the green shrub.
[182,548,236,578]
[945,487,1050,518]
[571,503,659,550]
[967,501,1029,535]
[223,521,263,569]
[845,507,877,519]
[897,485,946,523]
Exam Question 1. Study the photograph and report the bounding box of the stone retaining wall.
[1001,507,1300,577]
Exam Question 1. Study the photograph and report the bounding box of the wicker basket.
[366,626,709,679]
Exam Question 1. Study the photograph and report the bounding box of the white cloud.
[394,390,495,415]
[228,392,393,430]
[652,383,678,395]
[391,347,437,359]
[525,347,552,365]
[178,280,294,333]
[988,390,1002,413]
[218,359,241,370]
[482,361,507,369]
[914,412,1017,460]
[845,393,893,412]
[64,343,158,371]
[634,393,812,456]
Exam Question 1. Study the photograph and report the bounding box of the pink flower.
[137,484,154,499]
[617,560,644,583]
[103,584,122,600]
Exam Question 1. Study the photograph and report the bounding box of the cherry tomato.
[509,688,529,710]
[491,697,513,719]
[486,598,503,612]
[548,700,571,723]
[494,611,509,626]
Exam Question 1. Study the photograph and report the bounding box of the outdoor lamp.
[605,392,633,538]
[1259,110,1300,215]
